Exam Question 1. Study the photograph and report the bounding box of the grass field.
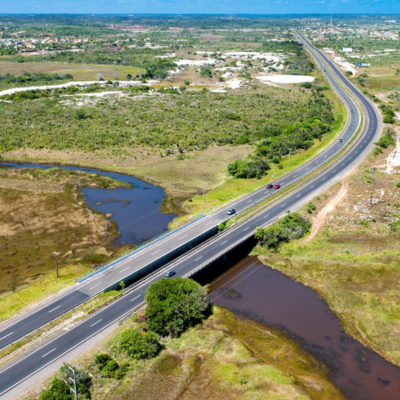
[0,61,144,82]
[23,307,343,399]
[254,140,400,366]
[0,167,128,297]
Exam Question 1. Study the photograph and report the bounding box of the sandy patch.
[225,78,243,89]
[224,51,285,63]
[174,59,218,66]
[306,180,349,242]
[256,75,314,84]
[333,57,357,75]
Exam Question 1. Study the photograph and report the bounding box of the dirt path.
[306,178,349,242]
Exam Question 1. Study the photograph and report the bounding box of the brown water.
[209,256,400,400]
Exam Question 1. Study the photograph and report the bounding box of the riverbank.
[20,307,343,400]
[253,139,400,368]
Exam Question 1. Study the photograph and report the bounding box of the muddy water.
[209,256,400,400]
[1,163,177,246]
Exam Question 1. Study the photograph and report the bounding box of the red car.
[274,184,281,189]
[266,184,273,189]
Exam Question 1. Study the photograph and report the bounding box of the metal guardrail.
[77,213,206,283]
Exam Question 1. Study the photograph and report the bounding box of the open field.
[0,61,144,82]
[0,167,128,297]
[21,307,343,399]
[254,138,400,366]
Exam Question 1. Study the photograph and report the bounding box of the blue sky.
[0,0,399,15]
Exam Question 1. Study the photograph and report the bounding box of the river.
[1,162,177,246]
[209,256,400,400]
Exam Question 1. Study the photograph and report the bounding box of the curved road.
[0,37,361,350]
[0,32,382,397]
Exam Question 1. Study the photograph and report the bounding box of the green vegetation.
[255,212,311,249]
[40,363,92,400]
[94,354,126,379]
[145,277,210,337]
[227,157,270,179]
[0,72,73,86]
[379,104,396,124]
[118,329,162,359]
[36,306,343,399]
[0,167,128,296]
[0,88,332,155]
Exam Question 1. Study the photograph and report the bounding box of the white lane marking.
[221,241,227,246]
[42,348,56,358]
[195,256,203,262]
[48,305,61,313]
[310,185,314,189]
[296,194,301,198]
[322,177,326,181]
[152,250,160,255]
[205,221,213,226]
[333,170,336,173]
[247,200,252,203]
[90,319,102,328]
[0,332,13,341]
[179,235,188,240]
[263,214,269,219]
[130,295,141,302]
[243,227,249,232]
[119,266,130,274]
[88,282,101,291]
[280,203,286,208]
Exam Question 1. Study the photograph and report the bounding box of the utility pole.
[68,366,78,400]
[370,166,375,205]
[202,182,206,203]
[53,251,60,278]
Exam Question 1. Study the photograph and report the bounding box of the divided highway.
[0,32,382,397]
[0,41,360,350]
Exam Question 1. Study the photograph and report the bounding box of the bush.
[227,158,270,179]
[40,377,73,400]
[255,212,311,249]
[119,329,162,359]
[375,134,395,149]
[145,277,210,337]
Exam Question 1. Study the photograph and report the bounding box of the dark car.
[165,270,176,278]
[274,184,281,189]
[266,184,273,189]
[227,208,236,215]
[338,138,343,142]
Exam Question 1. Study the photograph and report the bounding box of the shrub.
[255,212,311,249]
[145,278,210,337]
[375,134,395,149]
[40,377,73,400]
[119,329,162,359]
[227,158,270,179]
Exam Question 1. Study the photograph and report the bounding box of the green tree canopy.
[145,277,210,337]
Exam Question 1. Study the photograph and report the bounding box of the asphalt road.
[0,33,381,397]
[0,36,362,351]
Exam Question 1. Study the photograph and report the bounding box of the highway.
[0,37,361,350]
[0,32,382,397]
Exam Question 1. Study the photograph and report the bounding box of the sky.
[0,0,399,15]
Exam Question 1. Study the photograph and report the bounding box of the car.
[266,184,273,189]
[274,184,281,189]
[338,138,343,142]
[165,270,176,278]
[227,208,236,215]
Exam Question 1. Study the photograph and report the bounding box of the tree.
[40,377,72,400]
[119,329,162,359]
[145,277,210,337]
